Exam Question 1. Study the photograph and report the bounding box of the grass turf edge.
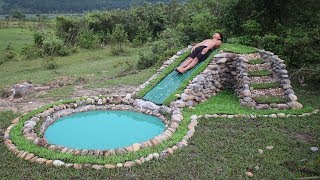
[8,98,191,165]
[135,51,190,99]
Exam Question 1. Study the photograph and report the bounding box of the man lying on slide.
[176,32,223,74]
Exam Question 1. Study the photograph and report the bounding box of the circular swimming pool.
[44,110,166,150]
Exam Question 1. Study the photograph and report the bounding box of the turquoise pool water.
[44,110,166,150]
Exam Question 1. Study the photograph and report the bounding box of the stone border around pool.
[20,96,180,156]
[3,96,198,169]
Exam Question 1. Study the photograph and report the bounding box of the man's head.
[213,32,223,42]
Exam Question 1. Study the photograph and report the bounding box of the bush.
[42,35,69,56]
[42,57,57,70]
[21,44,42,60]
[33,31,45,47]
[109,24,128,55]
[242,20,262,35]
[0,44,17,65]
[76,28,101,49]
[137,51,158,70]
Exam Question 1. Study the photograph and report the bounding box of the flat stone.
[53,160,65,167]
[116,163,123,168]
[73,164,83,169]
[65,163,73,168]
[36,158,47,165]
[92,165,104,170]
[171,114,183,122]
[266,146,274,150]
[277,104,289,110]
[105,164,116,169]
[277,113,286,118]
[24,153,35,161]
[134,159,142,165]
[123,161,135,168]
[81,149,89,156]
[132,143,141,151]
[45,160,54,166]
[288,101,303,110]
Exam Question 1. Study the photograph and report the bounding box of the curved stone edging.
[3,103,198,169]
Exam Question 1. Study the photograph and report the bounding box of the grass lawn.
[0,45,156,99]
[0,28,33,52]
[0,87,319,178]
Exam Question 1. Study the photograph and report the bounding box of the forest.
[0,0,175,14]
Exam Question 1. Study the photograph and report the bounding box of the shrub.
[76,28,101,49]
[42,57,57,70]
[242,20,262,35]
[137,51,158,70]
[21,44,42,60]
[0,44,17,65]
[42,35,69,56]
[108,24,128,55]
[33,31,45,47]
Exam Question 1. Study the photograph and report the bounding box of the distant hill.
[0,0,178,14]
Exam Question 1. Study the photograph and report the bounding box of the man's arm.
[192,41,205,51]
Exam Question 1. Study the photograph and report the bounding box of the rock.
[116,163,123,168]
[92,165,104,170]
[97,99,103,105]
[255,104,271,110]
[53,160,65,167]
[277,113,286,118]
[258,149,263,154]
[266,146,274,150]
[245,172,253,178]
[73,164,83,169]
[277,104,289,110]
[134,99,159,111]
[36,158,47,165]
[132,143,141,151]
[255,166,260,171]
[123,161,135,168]
[81,149,89,156]
[105,164,116,169]
[242,90,251,96]
[171,114,183,122]
[283,84,292,90]
[65,163,73,168]
[216,58,228,64]
[10,82,35,100]
[24,153,35,161]
[288,101,303,110]
[45,160,54,166]
[288,94,298,101]
[35,138,47,146]
[175,94,181,98]
[269,114,277,118]
[310,147,318,152]
[134,159,142,165]
[152,153,160,160]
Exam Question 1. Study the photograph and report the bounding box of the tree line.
[0,0,176,14]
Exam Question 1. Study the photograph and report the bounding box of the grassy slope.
[0,84,319,178]
[0,28,33,52]
[0,45,156,94]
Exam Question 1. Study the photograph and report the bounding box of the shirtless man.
[176,33,223,74]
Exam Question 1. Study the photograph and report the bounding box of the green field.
[0,28,33,52]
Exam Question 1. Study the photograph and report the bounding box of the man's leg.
[176,57,193,72]
[179,58,199,73]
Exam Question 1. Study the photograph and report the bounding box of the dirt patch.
[0,84,138,113]
[291,132,315,143]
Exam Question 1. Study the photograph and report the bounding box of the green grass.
[254,96,287,104]
[163,51,218,105]
[250,82,280,89]
[220,43,257,54]
[248,58,265,64]
[186,88,315,115]
[0,28,33,52]
[1,102,319,178]
[0,46,155,96]
[7,97,191,165]
[248,69,272,77]
[135,51,190,98]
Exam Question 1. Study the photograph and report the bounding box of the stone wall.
[175,50,302,110]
